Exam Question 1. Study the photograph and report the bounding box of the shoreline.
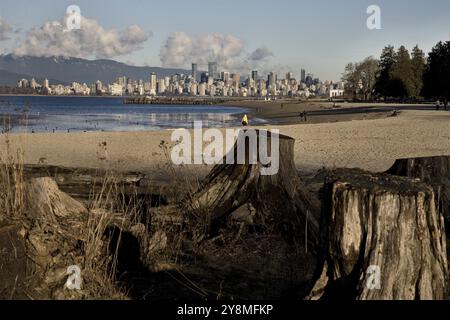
[1,109,449,177]
[1,94,440,128]
[223,100,439,125]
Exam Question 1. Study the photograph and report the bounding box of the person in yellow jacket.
[242,114,249,126]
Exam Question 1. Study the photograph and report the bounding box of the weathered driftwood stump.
[308,169,448,300]
[185,130,320,247]
[386,155,450,220]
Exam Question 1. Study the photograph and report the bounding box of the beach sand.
[1,109,449,178]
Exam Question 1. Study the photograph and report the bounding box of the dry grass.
[0,129,132,299]
[0,133,25,223]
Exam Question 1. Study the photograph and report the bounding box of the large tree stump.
[386,155,450,221]
[185,130,320,247]
[308,169,448,300]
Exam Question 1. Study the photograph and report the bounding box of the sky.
[0,0,449,81]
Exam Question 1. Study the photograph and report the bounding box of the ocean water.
[0,96,261,133]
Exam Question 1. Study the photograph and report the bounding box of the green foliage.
[422,41,450,100]
[375,46,395,98]
[410,46,426,98]
[374,45,425,99]
[342,57,378,100]
[344,40,450,101]
[390,46,414,98]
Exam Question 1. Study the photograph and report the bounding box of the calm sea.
[0,96,261,133]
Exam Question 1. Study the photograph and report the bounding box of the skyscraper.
[231,74,240,87]
[150,72,157,94]
[208,62,218,80]
[268,72,276,88]
[252,70,258,81]
[191,63,198,81]
[95,80,102,94]
[301,69,306,83]
[221,72,230,82]
[286,72,294,80]
[200,72,209,84]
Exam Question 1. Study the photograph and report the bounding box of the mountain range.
[0,54,192,86]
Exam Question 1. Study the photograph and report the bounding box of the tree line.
[342,40,450,102]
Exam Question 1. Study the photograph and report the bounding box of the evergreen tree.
[410,45,425,98]
[390,46,414,98]
[423,41,450,100]
[375,46,395,99]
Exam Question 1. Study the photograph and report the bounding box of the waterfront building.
[190,83,198,96]
[191,63,198,81]
[95,80,103,94]
[252,70,258,81]
[221,71,230,82]
[198,83,206,96]
[200,72,209,84]
[301,69,306,82]
[208,62,218,80]
[109,83,123,96]
[18,79,29,88]
[157,79,166,95]
[150,72,157,95]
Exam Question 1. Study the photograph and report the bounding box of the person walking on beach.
[436,99,441,110]
[242,114,249,126]
[299,111,308,122]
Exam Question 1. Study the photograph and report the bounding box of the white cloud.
[13,14,151,59]
[0,17,12,41]
[160,32,274,73]
[248,47,274,61]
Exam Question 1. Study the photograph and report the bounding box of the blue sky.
[1,0,450,80]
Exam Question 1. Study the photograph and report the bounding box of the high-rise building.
[246,76,255,89]
[198,83,206,96]
[30,78,38,89]
[221,71,230,82]
[267,72,276,88]
[95,80,103,94]
[18,79,29,88]
[190,83,198,96]
[200,72,209,84]
[208,62,218,80]
[252,70,258,81]
[301,69,306,83]
[43,78,50,88]
[150,72,157,94]
[116,76,127,87]
[191,63,198,81]
[157,79,166,94]
[231,73,240,86]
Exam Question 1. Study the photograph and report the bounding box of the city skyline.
[0,0,450,80]
[16,63,342,99]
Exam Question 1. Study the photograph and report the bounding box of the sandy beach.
[2,107,449,177]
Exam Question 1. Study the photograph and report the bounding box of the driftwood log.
[308,169,448,300]
[16,177,147,299]
[185,130,320,247]
[386,155,450,220]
